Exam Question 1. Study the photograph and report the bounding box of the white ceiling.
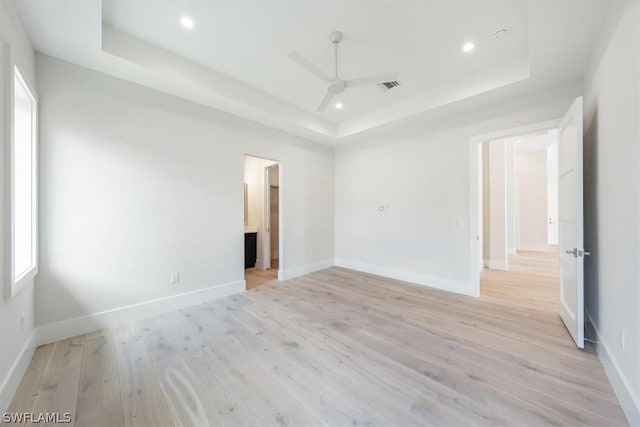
[102,1,529,123]
[15,0,611,145]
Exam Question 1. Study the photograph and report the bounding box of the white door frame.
[469,119,561,296]
[263,163,281,275]
[244,153,282,279]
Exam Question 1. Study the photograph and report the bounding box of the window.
[12,66,37,289]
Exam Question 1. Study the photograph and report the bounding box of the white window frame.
[3,43,38,299]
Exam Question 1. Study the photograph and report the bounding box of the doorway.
[478,130,560,312]
[480,130,560,266]
[243,155,280,290]
[470,98,587,349]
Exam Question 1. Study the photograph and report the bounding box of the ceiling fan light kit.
[289,30,398,112]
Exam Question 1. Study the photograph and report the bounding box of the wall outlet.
[619,329,625,350]
[378,204,390,212]
[170,273,180,284]
[20,314,24,331]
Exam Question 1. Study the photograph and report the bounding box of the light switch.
[455,220,468,229]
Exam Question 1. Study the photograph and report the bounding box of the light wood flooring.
[7,256,627,426]
[482,250,560,314]
[245,259,278,290]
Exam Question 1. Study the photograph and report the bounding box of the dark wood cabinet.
[244,232,257,268]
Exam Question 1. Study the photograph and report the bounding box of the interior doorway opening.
[478,129,560,312]
[471,99,586,349]
[243,155,281,290]
[480,129,560,270]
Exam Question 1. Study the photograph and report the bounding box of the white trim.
[469,119,561,297]
[4,56,39,300]
[335,258,476,297]
[2,42,12,300]
[33,280,245,347]
[487,260,509,271]
[278,259,334,281]
[263,163,280,271]
[263,165,271,269]
[0,330,36,414]
[586,312,640,426]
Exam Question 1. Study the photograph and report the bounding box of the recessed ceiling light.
[181,16,194,30]
[462,42,475,52]
[335,102,343,109]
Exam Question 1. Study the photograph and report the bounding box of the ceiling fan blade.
[316,91,335,112]
[345,73,398,88]
[289,52,332,83]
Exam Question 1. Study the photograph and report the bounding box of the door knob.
[565,248,591,258]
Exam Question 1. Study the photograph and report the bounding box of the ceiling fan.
[289,31,398,112]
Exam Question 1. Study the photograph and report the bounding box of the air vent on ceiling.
[377,80,401,92]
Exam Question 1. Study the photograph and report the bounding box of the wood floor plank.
[114,324,175,427]
[75,330,124,427]
[27,337,84,427]
[6,344,54,427]
[179,302,325,427]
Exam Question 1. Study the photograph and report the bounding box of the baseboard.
[334,258,475,297]
[586,312,640,426]
[517,244,553,252]
[0,330,37,414]
[34,280,245,347]
[277,259,334,281]
[487,259,509,271]
[254,259,264,269]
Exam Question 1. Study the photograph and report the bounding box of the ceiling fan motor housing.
[330,31,343,44]
[330,79,346,94]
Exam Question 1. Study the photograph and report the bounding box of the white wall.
[0,0,37,412]
[488,140,508,270]
[515,146,549,251]
[583,1,640,423]
[335,80,582,296]
[244,155,276,269]
[35,55,334,329]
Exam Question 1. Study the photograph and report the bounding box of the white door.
[558,97,586,349]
